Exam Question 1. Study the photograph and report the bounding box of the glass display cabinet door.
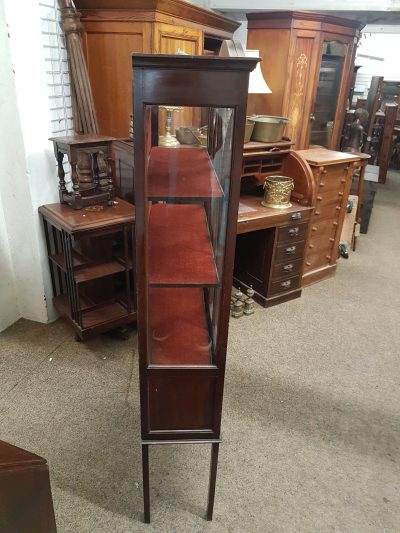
[145,106,234,368]
[309,40,347,147]
[133,54,257,523]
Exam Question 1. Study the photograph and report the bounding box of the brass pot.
[262,175,294,209]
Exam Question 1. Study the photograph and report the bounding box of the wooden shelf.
[49,251,89,272]
[149,203,218,287]
[54,294,135,330]
[149,288,211,365]
[147,147,223,200]
[74,261,125,283]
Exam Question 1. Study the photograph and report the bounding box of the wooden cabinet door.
[282,29,322,150]
[153,23,203,55]
[82,22,151,137]
[308,32,357,150]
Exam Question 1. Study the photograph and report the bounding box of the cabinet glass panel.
[144,105,234,366]
[310,41,347,147]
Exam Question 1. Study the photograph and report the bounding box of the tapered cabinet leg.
[142,444,150,523]
[206,442,219,521]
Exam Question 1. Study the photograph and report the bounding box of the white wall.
[0,0,60,331]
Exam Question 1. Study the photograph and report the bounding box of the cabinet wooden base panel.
[302,264,337,287]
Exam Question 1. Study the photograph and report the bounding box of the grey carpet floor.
[1,171,400,533]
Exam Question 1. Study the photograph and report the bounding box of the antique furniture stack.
[132,53,257,522]
[40,136,136,340]
[246,11,363,150]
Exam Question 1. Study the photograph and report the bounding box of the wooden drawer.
[315,187,346,207]
[271,257,303,279]
[313,202,342,221]
[274,240,305,262]
[304,242,336,271]
[269,274,300,296]
[316,166,348,193]
[277,222,308,243]
[309,218,337,241]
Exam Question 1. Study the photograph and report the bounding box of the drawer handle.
[311,226,317,232]
[320,182,325,187]
[291,212,301,220]
[308,244,314,249]
[280,280,291,289]
[288,227,299,236]
[315,210,321,215]
[317,195,322,201]
[341,178,346,183]
[285,246,296,254]
[283,263,294,272]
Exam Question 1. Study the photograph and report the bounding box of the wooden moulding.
[247,11,364,32]
[74,0,239,35]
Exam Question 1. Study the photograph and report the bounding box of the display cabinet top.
[132,53,259,72]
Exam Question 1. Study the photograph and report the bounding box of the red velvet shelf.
[149,203,218,286]
[147,147,223,199]
[149,288,211,365]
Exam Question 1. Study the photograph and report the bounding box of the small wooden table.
[39,198,136,340]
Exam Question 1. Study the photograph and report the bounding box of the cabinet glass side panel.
[310,41,346,147]
[144,105,235,366]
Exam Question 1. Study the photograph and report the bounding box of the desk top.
[296,148,360,166]
[39,197,135,234]
[237,195,313,234]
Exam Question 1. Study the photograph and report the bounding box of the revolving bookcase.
[133,54,257,522]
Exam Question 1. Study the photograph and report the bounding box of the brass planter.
[262,175,294,209]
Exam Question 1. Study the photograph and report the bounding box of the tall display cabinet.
[75,0,239,137]
[246,11,363,150]
[133,54,257,522]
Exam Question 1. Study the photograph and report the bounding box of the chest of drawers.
[234,197,313,307]
[296,149,360,286]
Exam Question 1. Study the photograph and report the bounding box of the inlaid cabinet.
[247,11,363,150]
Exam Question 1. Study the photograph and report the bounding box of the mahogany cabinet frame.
[132,54,257,522]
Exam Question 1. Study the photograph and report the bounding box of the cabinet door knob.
[336,206,341,211]
[320,182,325,187]
[312,226,317,232]
[338,192,344,197]
[317,195,323,201]
[315,210,321,215]
[308,244,314,249]
[341,178,346,183]
[306,261,311,266]
[291,212,301,220]
[285,246,296,254]
[288,227,299,236]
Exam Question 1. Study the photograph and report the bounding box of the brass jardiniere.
[262,175,294,209]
